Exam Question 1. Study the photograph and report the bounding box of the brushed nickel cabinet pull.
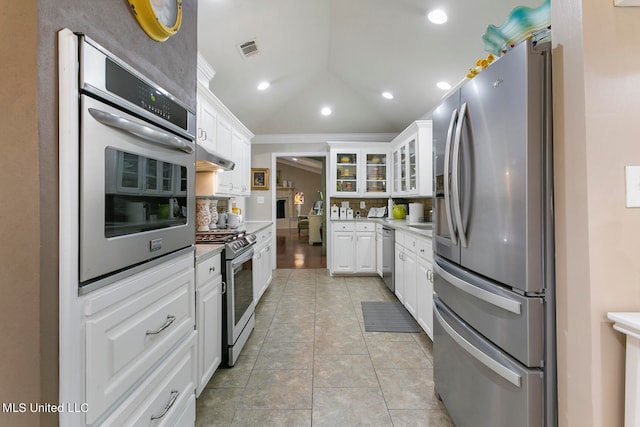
[150,390,179,420]
[146,315,176,336]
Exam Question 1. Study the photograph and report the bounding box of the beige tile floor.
[196,268,455,427]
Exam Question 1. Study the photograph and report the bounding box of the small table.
[608,312,640,427]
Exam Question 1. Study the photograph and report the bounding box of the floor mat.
[361,301,420,333]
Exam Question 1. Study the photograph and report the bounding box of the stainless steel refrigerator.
[432,39,555,427]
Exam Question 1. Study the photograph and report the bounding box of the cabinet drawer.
[333,221,355,231]
[404,234,417,252]
[100,332,197,427]
[416,238,433,261]
[85,264,195,424]
[196,253,222,285]
[356,222,375,232]
[255,227,273,247]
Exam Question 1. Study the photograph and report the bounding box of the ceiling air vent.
[237,39,259,58]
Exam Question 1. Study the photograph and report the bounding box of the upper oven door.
[80,95,195,284]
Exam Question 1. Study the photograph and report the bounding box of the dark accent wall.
[1,2,198,425]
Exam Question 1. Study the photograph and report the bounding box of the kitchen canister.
[126,202,145,223]
[408,202,424,224]
[196,199,212,231]
[330,204,339,219]
[208,199,218,229]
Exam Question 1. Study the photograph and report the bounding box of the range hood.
[196,144,235,171]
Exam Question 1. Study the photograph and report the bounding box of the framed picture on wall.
[251,168,269,190]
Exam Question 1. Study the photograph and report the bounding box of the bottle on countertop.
[387,197,394,218]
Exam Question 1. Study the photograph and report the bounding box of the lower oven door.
[225,248,255,345]
[80,95,195,286]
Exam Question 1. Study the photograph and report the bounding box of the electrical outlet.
[625,166,640,207]
[360,201,366,209]
[257,196,265,204]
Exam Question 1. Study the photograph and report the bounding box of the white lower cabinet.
[417,257,434,340]
[331,222,356,273]
[376,228,383,277]
[395,231,417,317]
[195,253,222,397]
[394,230,434,339]
[101,334,197,427]
[394,242,405,303]
[355,224,376,273]
[416,237,434,340]
[330,221,377,274]
[83,253,196,425]
[253,227,274,304]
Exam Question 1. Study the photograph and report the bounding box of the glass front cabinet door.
[329,144,390,197]
[364,152,388,195]
[390,120,433,197]
[334,151,359,195]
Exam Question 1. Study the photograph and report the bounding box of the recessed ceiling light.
[321,106,332,116]
[257,81,270,91]
[436,81,452,90]
[382,92,394,100]
[427,9,448,25]
[292,157,298,161]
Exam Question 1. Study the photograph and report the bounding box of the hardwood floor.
[276,228,326,269]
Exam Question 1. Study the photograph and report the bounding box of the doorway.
[272,153,327,269]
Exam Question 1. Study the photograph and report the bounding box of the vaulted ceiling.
[197,0,540,135]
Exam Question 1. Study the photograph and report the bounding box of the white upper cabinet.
[197,86,218,154]
[196,54,253,197]
[391,120,433,197]
[329,143,390,198]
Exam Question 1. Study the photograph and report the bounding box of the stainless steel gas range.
[197,230,256,367]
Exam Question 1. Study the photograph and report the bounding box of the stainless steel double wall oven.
[78,35,196,293]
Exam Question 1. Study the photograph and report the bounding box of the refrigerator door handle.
[451,102,468,248]
[434,304,522,387]
[434,260,522,315]
[444,108,459,245]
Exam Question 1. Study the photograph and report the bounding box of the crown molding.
[252,132,397,145]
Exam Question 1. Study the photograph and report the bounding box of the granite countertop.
[329,217,433,238]
[195,244,224,263]
[243,221,273,234]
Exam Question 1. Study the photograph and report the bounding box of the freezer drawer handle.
[434,261,521,315]
[435,306,522,387]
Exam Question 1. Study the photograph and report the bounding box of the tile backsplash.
[328,197,433,221]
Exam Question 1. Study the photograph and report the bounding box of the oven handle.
[229,246,255,269]
[88,108,194,154]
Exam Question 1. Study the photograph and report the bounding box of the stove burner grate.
[195,230,245,244]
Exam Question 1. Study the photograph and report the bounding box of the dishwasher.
[376,224,395,292]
